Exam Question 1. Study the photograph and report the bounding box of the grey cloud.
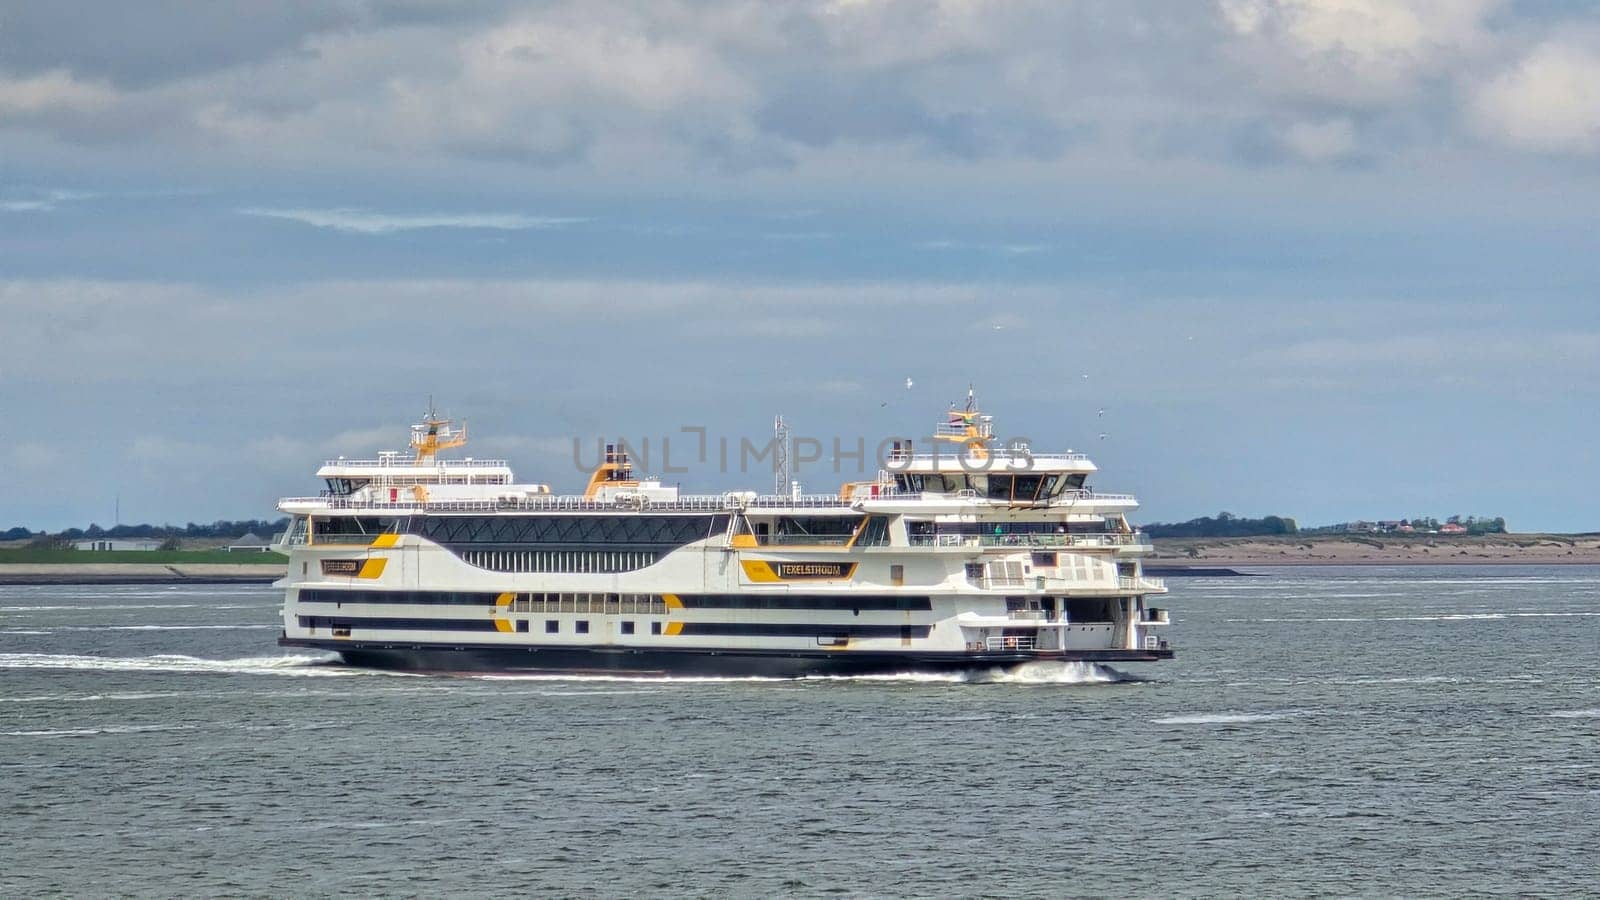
[5,0,1598,178]
[0,2,358,88]
[0,1,526,89]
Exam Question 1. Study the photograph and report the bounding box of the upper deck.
[280,395,1142,518]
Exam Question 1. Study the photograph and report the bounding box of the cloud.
[0,70,116,117]
[0,189,100,213]
[3,0,1592,177]
[237,206,588,234]
[1470,40,1600,155]
[1282,117,1357,162]
[1245,330,1600,374]
[1218,0,1502,104]
[914,239,1050,256]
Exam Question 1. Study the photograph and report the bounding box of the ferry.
[275,395,1172,676]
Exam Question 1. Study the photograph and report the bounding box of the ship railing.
[1051,490,1137,504]
[933,422,992,438]
[306,533,384,545]
[1118,575,1166,592]
[973,576,1031,590]
[760,534,856,546]
[908,533,1150,549]
[279,493,865,514]
[887,447,1090,465]
[747,494,862,509]
[321,457,510,468]
[1007,610,1047,621]
[985,635,1038,651]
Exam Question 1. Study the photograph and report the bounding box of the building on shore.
[74,539,163,552]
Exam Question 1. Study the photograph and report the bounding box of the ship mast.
[773,415,790,496]
[410,399,467,464]
[934,386,993,457]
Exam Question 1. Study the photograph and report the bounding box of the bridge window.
[770,516,858,545]
[1012,474,1043,502]
[855,516,890,547]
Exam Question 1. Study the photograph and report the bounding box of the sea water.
[2,567,1597,897]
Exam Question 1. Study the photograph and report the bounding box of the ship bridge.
[871,390,1107,506]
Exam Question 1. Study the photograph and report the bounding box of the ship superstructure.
[276,396,1171,675]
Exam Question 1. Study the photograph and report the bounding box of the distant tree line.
[1301,515,1508,535]
[1450,516,1507,534]
[2,519,290,545]
[1143,511,1298,538]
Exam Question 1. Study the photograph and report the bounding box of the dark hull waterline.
[280,637,1173,677]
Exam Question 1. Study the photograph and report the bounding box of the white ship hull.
[275,401,1174,677]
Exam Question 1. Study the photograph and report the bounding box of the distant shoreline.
[3,534,1598,586]
[0,563,283,586]
[1150,533,1600,568]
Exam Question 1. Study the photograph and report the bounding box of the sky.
[2,0,1598,532]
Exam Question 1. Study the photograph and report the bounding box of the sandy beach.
[1150,534,1600,567]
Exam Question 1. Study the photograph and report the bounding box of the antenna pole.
[773,415,790,496]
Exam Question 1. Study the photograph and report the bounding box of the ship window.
[620,621,635,635]
[1064,473,1087,490]
[1065,597,1115,623]
[516,620,529,633]
[415,514,729,547]
[986,475,1013,500]
[1038,474,1060,499]
[855,516,890,547]
[576,620,590,634]
[772,516,858,545]
[545,620,559,634]
[651,621,662,635]
[1032,551,1057,567]
[1012,474,1043,503]
[325,478,372,497]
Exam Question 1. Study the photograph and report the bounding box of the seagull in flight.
[905,377,914,390]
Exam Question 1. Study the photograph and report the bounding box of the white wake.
[0,652,407,678]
